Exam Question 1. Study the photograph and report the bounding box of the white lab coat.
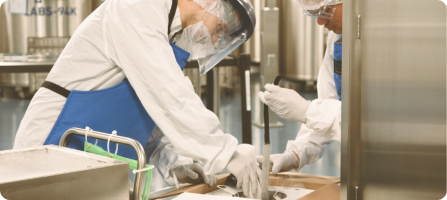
[286,31,341,171]
[13,0,238,186]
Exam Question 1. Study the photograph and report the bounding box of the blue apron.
[333,34,342,100]
[43,41,190,160]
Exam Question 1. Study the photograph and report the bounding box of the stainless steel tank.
[277,0,327,82]
[0,0,103,97]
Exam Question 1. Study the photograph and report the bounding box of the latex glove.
[256,152,300,174]
[170,163,217,187]
[258,84,311,123]
[226,144,262,196]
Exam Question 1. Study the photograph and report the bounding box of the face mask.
[174,21,215,61]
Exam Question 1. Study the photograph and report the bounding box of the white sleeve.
[146,127,193,186]
[287,31,341,170]
[305,31,341,142]
[286,124,333,171]
[103,0,237,175]
[306,99,341,142]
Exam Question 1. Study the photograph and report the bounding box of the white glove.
[170,163,217,186]
[256,152,300,174]
[226,144,262,196]
[258,84,311,123]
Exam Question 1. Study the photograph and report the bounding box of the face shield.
[296,0,342,19]
[173,0,256,75]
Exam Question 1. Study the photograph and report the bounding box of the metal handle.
[59,127,147,200]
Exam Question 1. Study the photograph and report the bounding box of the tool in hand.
[261,76,282,200]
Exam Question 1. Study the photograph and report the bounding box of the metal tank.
[277,0,326,82]
[0,0,103,97]
[342,0,446,199]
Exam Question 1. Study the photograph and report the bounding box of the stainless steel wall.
[342,0,446,199]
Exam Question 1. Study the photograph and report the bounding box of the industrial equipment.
[0,145,129,200]
[0,0,103,98]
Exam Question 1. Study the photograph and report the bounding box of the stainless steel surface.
[342,0,446,199]
[0,0,102,94]
[60,127,147,200]
[243,0,261,63]
[254,0,282,127]
[0,145,129,200]
[184,68,202,98]
[277,0,326,82]
[356,15,360,39]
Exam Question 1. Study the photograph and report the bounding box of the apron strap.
[42,1,177,98]
[168,0,178,36]
[41,81,71,98]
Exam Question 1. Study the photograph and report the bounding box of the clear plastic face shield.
[173,0,256,75]
[296,0,342,19]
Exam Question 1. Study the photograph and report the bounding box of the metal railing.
[59,127,146,200]
[1,54,253,144]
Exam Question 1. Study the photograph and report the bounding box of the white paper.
[8,0,27,14]
[206,185,315,200]
[174,193,247,200]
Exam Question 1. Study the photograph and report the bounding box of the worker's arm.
[103,0,237,175]
[145,127,193,185]
[306,99,341,142]
[286,124,334,171]
[291,31,340,169]
[258,31,341,141]
[307,31,342,142]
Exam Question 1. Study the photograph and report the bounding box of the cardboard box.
[149,173,340,200]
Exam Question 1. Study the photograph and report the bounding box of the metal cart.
[59,127,149,200]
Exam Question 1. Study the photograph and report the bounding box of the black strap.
[41,81,71,98]
[168,0,178,36]
[42,2,177,98]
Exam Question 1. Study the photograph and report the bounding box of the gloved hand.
[226,144,262,196]
[258,84,311,123]
[170,163,217,186]
[256,151,300,174]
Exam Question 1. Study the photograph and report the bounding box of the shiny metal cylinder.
[277,0,326,82]
[0,0,102,95]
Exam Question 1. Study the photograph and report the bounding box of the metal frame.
[1,54,254,144]
[340,0,361,199]
[59,127,147,200]
[0,61,54,73]
[185,54,253,144]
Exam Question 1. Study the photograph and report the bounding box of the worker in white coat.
[257,0,343,174]
[13,0,261,195]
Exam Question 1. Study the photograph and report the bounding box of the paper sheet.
[173,193,246,200]
[206,186,315,200]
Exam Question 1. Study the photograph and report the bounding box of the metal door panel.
[342,0,446,199]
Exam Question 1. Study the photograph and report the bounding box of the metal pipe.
[213,67,220,118]
[261,76,281,200]
[59,127,146,200]
[239,54,252,144]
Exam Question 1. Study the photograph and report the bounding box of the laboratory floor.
[0,68,340,178]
